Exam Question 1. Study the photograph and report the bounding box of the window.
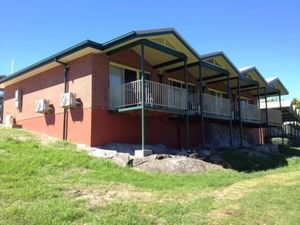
[208,89,227,98]
[109,63,151,87]
[138,72,151,81]
[168,79,196,103]
[240,97,252,104]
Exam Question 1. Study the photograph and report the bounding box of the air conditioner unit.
[35,99,51,113]
[60,92,78,108]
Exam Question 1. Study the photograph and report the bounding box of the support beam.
[184,60,190,148]
[227,74,233,146]
[202,73,228,82]
[231,84,257,91]
[153,58,184,69]
[237,77,243,147]
[257,83,262,144]
[107,39,186,60]
[143,39,187,59]
[279,92,284,145]
[198,63,205,148]
[264,87,270,143]
[106,40,142,56]
[135,43,151,157]
[166,60,228,75]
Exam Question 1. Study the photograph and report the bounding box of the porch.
[109,79,232,119]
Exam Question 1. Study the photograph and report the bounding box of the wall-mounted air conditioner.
[35,99,51,114]
[60,92,78,108]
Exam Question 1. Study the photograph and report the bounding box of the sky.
[0,0,299,99]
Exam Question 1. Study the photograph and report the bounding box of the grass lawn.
[0,128,300,224]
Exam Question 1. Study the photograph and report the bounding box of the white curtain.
[109,65,123,107]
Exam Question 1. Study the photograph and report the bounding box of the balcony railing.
[239,102,261,122]
[188,93,231,117]
[109,80,242,119]
[109,79,187,111]
[261,109,282,125]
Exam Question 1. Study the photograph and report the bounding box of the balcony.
[261,108,282,126]
[188,93,231,118]
[239,102,261,122]
[109,80,230,118]
[109,80,187,112]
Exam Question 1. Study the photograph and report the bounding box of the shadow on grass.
[216,145,300,173]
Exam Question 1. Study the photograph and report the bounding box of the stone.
[155,154,171,160]
[198,149,212,159]
[221,161,232,169]
[248,151,267,159]
[134,149,152,157]
[176,151,190,157]
[265,144,279,153]
[188,152,200,159]
[254,145,271,154]
[209,154,224,164]
[134,156,221,174]
[111,153,132,167]
[88,149,118,158]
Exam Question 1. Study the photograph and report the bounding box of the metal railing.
[239,102,261,122]
[109,79,187,111]
[188,93,231,117]
[203,93,231,117]
[261,108,282,125]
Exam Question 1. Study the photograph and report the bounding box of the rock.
[198,149,212,159]
[150,144,169,154]
[111,153,132,167]
[248,151,267,159]
[221,161,232,169]
[176,151,190,157]
[209,154,224,164]
[188,152,200,159]
[134,156,221,173]
[132,155,156,167]
[265,144,278,153]
[253,145,271,154]
[156,154,171,160]
[88,149,117,158]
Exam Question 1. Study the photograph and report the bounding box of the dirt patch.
[66,184,154,207]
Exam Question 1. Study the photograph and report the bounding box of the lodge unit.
[0,28,289,156]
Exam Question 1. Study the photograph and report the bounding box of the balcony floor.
[110,104,186,115]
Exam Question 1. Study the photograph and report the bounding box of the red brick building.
[0,29,288,156]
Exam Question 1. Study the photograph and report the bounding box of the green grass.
[0,128,300,224]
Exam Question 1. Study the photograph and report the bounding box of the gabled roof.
[239,66,288,96]
[200,51,240,77]
[239,66,268,87]
[265,77,289,95]
[0,28,201,88]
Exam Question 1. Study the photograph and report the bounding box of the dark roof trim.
[267,77,289,95]
[1,28,201,85]
[200,51,240,75]
[0,40,103,84]
[102,28,200,59]
[166,60,229,75]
